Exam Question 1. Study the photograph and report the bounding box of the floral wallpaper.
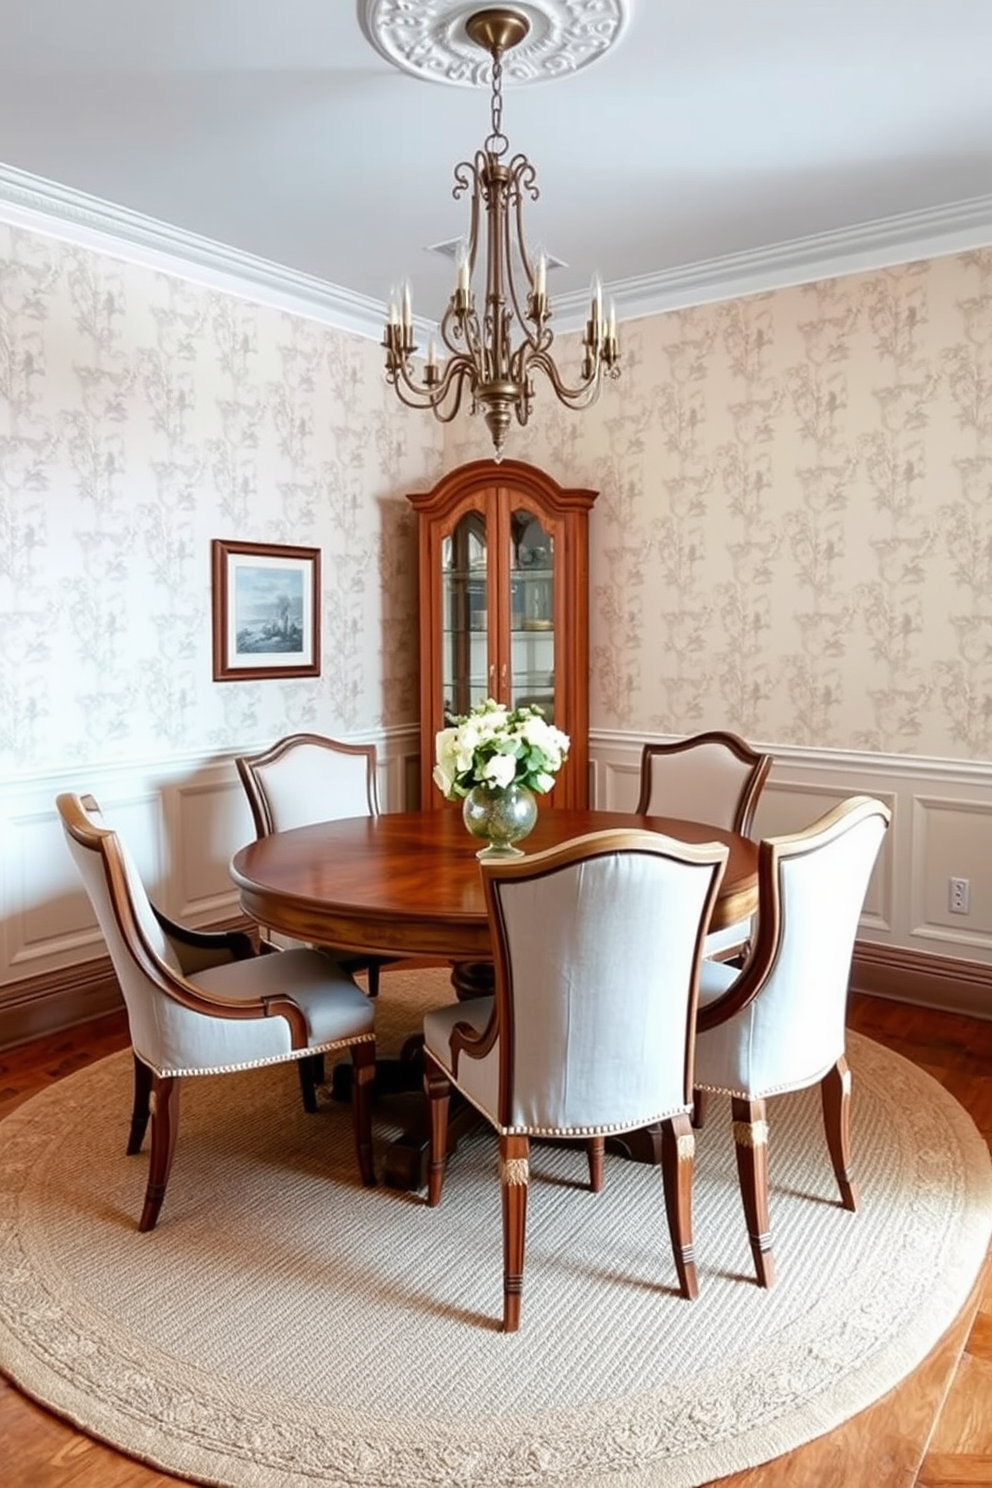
[3,215,992,775]
[453,249,992,758]
[0,223,442,775]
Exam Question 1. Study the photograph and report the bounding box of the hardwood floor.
[1,990,990,1488]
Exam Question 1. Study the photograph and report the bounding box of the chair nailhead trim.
[432,1065,692,1138]
[732,1119,769,1148]
[150,1032,375,1080]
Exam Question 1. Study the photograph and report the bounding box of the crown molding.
[0,164,386,339]
[589,193,992,328]
[2,164,992,342]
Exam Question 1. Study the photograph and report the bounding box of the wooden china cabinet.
[408,459,598,811]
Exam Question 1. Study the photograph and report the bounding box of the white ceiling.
[2,0,992,330]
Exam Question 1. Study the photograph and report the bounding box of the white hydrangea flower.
[481,752,517,788]
[432,697,571,800]
[432,727,461,796]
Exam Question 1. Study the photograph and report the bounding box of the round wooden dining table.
[230,806,758,967]
[232,808,758,1189]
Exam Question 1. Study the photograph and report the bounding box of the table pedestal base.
[606,1125,666,1165]
[329,1036,424,1104]
[380,1093,481,1191]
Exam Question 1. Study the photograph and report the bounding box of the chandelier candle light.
[434,698,570,858]
[382,6,621,460]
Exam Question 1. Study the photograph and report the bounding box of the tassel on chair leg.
[731,1095,775,1288]
[660,1112,699,1300]
[500,1133,529,1333]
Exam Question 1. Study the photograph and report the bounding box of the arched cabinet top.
[407,459,598,520]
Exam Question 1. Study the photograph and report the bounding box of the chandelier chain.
[486,50,508,158]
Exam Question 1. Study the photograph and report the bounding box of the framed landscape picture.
[211,539,321,681]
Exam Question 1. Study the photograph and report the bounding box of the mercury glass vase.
[462,782,539,859]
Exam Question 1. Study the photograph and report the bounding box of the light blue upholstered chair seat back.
[427,842,724,1134]
[236,733,379,836]
[692,794,891,1287]
[422,828,729,1328]
[56,791,377,1229]
[234,734,396,993]
[636,731,771,963]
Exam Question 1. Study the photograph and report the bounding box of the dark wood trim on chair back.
[235,734,380,838]
[635,730,771,836]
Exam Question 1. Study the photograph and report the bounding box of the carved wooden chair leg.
[731,1095,775,1288]
[424,1054,451,1207]
[127,1053,153,1155]
[586,1135,605,1192]
[297,1052,323,1113]
[501,1132,529,1333]
[691,1087,708,1129]
[660,1111,699,1300]
[139,1075,180,1233]
[820,1055,858,1211]
[350,1040,377,1186]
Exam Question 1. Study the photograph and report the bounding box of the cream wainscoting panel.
[912,795,992,954]
[5,786,166,976]
[168,769,258,923]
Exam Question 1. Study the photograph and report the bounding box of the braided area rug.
[1,967,990,1488]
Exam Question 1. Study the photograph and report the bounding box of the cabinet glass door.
[509,507,555,721]
[442,511,488,721]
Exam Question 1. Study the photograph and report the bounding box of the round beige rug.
[1,967,990,1488]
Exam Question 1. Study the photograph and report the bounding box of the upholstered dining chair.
[693,794,891,1288]
[421,827,729,1332]
[235,732,395,995]
[56,791,377,1232]
[635,730,772,963]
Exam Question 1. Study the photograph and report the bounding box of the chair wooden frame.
[57,792,376,1232]
[422,828,729,1331]
[695,795,891,1287]
[235,733,394,995]
[636,731,771,968]
[236,733,381,837]
[635,730,771,833]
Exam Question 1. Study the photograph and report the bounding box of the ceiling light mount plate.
[360,0,628,88]
[464,9,531,58]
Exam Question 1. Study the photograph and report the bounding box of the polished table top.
[230,808,759,964]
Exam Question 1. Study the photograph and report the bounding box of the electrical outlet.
[948,876,970,914]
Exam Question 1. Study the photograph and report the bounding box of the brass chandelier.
[382,6,621,460]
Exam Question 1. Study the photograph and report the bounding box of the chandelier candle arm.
[381,5,620,460]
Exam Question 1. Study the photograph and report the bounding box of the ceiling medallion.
[360,0,629,88]
[378,6,621,458]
